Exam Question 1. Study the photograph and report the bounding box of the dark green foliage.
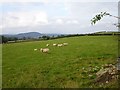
[91,12,110,25]
[1,36,19,44]
[2,36,8,43]
[91,12,120,28]
[0,36,2,44]
[41,35,50,40]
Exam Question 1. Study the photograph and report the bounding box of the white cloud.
[66,20,72,24]
[1,1,118,34]
[56,19,64,24]
[1,0,119,3]
[55,19,79,25]
[72,20,79,24]
[3,11,48,28]
[0,25,3,34]
[66,20,79,24]
[80,25,90,28]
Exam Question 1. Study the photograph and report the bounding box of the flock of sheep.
[34,43,68,53]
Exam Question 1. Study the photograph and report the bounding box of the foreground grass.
[2,36,118,88]
[0,44,2,88]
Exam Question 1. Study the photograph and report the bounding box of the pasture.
[2,36,118,88]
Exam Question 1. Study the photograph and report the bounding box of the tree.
[2,36,8,43]
[91,12,120,27]
[0,36,2,44]
[23,37,26,40]
[7,37,18,41]
[42,35,50,40]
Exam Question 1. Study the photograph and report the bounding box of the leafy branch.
[91,12,120,27]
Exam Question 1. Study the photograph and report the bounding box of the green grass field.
[2,36,118,88]
[0,44,2,88]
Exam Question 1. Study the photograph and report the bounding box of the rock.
[89,74,93,77]
[96,68,109,77]
[94,64,118,84]
[106,81,109,83]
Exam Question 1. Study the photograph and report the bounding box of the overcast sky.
[0,0,119,34]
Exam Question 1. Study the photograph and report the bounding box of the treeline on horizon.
[0,32,120,44]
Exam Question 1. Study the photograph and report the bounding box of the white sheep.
[57,44,63,47]
[40,48,49,53]
[63,43,68,46]
[34,48,37,51]
[53,43,57,46]
[46,44,49,47]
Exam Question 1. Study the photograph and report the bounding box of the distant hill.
[3,32,42,39]
[2,32,63,39]
[2,31,119,39]
[93,31,120,34]
[16,32,43,39]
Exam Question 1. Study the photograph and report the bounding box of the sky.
[0,0,119,34]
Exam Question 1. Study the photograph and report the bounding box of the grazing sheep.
[40,48,49,53]
[46,44,49,47]
[63,43,68,46]
[53,43,57,46]
[57,44,63,47]
[34,48,37,51]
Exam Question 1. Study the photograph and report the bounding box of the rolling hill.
[3,32,62,39]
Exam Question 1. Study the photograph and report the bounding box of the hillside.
[16,32,42,39]
[93,31,120,35]
[2,36,118,88]
[3,32,62,39]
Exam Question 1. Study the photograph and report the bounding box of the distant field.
[2,36,118,88]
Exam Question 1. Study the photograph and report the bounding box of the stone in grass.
[94,64,118,84]
[106,81,109,84]
[89,74,93,77]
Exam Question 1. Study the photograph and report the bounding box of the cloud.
[66,20,79,24]
[3,11,48,28]
[1,0,119,3]
[72,20,79,24]
[1,1,118,34]
[56,19,64,24]
[65,2,118,19]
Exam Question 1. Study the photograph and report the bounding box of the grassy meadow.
[2,36,118,88]
[0,44,2,88]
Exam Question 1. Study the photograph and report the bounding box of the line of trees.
[0,36,18,43]
[1,32,119,44]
